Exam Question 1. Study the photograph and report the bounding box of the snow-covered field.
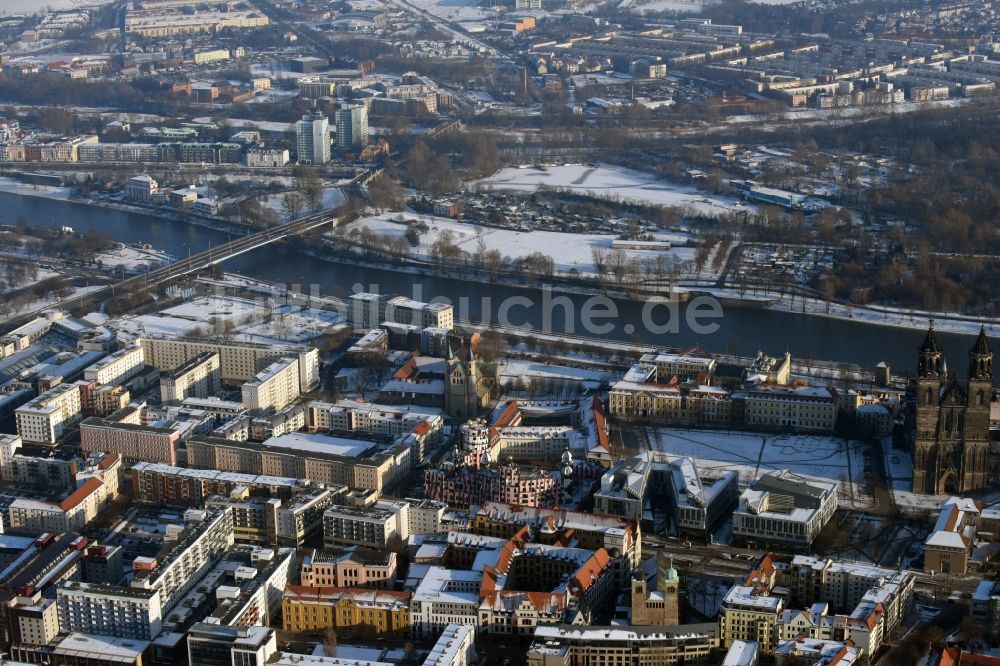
[192,116,295,134]
[95,245,175,273]
[475,164,751,216]
[0,176,73,201]
[0,263,58,294]
[619,0,715,12]
[264,188,346,220]
[882,439,914,492]
[233,305,345,345]
[347,213,702,275]
[648,427,869,504]
[500,359,613,385]
[0,0,113,14]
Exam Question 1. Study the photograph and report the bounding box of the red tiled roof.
[393,356,418,380]
[960,652,1000,666]
[59,477,103,512]
[569,548,610,594]
[592,396,609,451]
[493,401,521,430]
[97,453,120,471]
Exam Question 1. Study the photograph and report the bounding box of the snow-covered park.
[345,212,717,278]
[647,427,870,505]
[475,164,751,217]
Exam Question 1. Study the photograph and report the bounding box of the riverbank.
[299,239,1000,338]
[0,177,254,237]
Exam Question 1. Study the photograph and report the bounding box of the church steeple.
[969,325,993,381]
[918,320,943,379]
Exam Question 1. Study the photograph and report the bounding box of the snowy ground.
[647,427,870,506]
[232,305,346,345]
[95,245,175,273]
[0,176,73,200]
[161,296,268,326]
[0,284,103,324]
[192,116,296,134]
[0,0,113,13]
[0,263,58,294]
[883,439,914,492]
[346,212,706,276]
[264,188,346,221]
[618,0,715,12]
[474,164,751,217]
[500,359,612,386]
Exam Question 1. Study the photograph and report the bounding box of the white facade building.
[242,357,301,414]
[15,383,83,445]
[296,112,330,164]
[125,175,158,203]
[733,470,839,549]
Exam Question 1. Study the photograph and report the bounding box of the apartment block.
[130,461,306,506]
[160,351,221,403]
[242,357,301,414]
[7,592,60,647]
[130,507,236,613]
[527,624,719,666]
[273,486,343,548]
[0,433,22,479]
[323,501,409,549]
[139,337,319,390]
[187,432,414,495]
[205,494,281,545]
[8,458,119,534]
[83,344,145,386]
[57,581,163,640]
[15,383,83,445]
[405,497,449,535]
[349,292,454,331]
[720,585,784,653]
[80,405,206,465]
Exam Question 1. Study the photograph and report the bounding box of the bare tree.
[591,245,608,273]
[281,192,304,221]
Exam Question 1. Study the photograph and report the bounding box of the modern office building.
[732,470,839,549]
[187,624,277,666]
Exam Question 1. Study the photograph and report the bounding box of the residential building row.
[720,554,916,662]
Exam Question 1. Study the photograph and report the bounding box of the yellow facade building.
[281,585,410,639]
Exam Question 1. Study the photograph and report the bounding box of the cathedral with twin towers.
[910,322,995,495]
